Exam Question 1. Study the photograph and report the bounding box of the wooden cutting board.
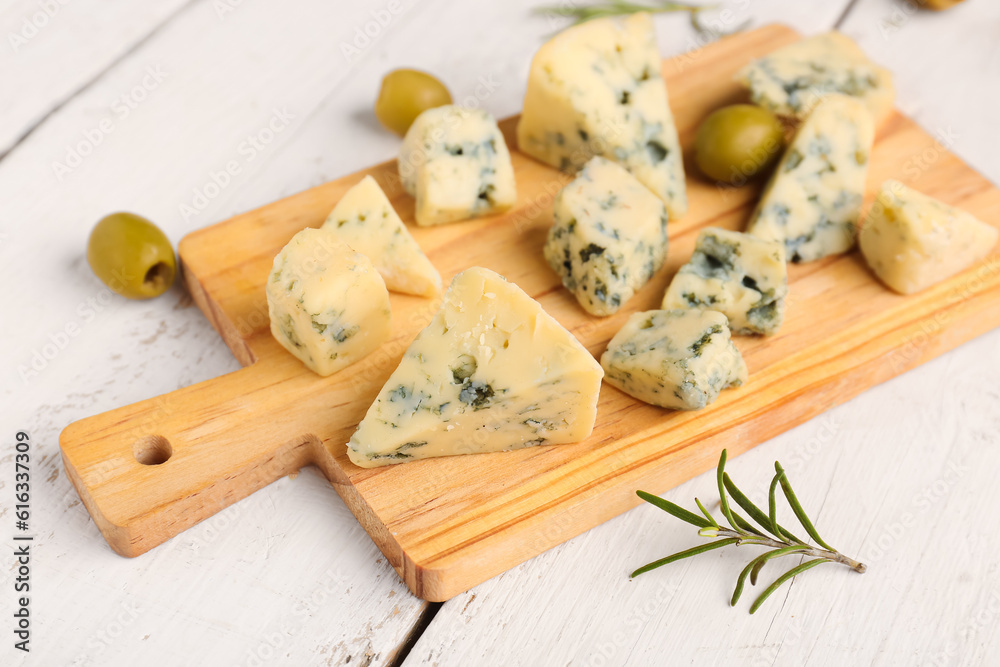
[60,24,1000,602]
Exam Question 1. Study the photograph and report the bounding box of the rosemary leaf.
[749,559,831,614]
[730,509,766,538]
[731,546,806,606]
[723,473,803,543]
[775,462,836,551]
[768,472,790,543]
[636,490,711,528]
[695,497,719,528]
[631,537,739,577]
[717,449,741,531]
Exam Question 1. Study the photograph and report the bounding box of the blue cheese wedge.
[544,157,669,317]
[398,105,517,226]
[347,267,604,467]
[746,95,875,263]
[663,228,788,335]
[601,309,747,410]
[517,12,687,219]
[736,32,895,125]
[859,180,999,294]
[322,175,441,297]
[266,228,391,376]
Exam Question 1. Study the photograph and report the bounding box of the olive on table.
[87,212,176,299]
[374,69,452,136]
[695,104,785,185]
[922,0,964,9]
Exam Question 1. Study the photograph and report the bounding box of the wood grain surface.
[59,24,1000,602]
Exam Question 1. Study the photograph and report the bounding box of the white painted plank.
[405,1,1000,665]
[0,0,191,156]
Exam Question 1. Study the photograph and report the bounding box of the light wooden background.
[1,1,998,665]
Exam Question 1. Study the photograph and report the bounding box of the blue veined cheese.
[516,12,688,219]
[601,309,747,410]
[860,180,999,294]
[662,228,788,335]
[544,157,668,316]
[736,32,895,125]
[322,175,441,297]
[347,267,604,467]
[398,105,517,226]
[266,228,391,377]
[746,95,875,263]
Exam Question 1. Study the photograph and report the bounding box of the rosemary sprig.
[631,449,866,614]
[534,1,749,41]
[534,1,711,27]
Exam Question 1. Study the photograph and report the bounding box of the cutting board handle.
[59,363,346,557]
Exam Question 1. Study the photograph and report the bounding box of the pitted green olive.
[375,69,452,136]
[87,212,176,300]
[695,104,785,184]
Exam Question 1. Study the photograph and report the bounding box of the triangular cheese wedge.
[860,180,999,294]
[323,175,441,297]
[746,95,874,263]
[516,13,687,219]
[347,267,604,467]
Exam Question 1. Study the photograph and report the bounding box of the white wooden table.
[2,1,998,664]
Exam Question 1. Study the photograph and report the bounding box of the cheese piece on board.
[736,31,895,125]
[266,228,391,377]
[517,12,688,219]
[663,228,788,335]
[859,180,999,294]
[544,157,669,317]
[601,309,747,410]
[322,175,441,297]
[746,95,874,263]
[398,105,516,226]
[347,267,604,467]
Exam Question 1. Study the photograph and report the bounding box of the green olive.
[375,69,452,136]
[87,212,176,299]
[695,104,785,185]
[922,0,964,9]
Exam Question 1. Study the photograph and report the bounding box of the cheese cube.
[516,13,688,219]
[398,105,516,226]
[859,180,999,294]
[663,228,788,335]
[544,157,669,317]
[736,32,895,125]
[601,309,747,410]
[266,228,391,376]
[746,95,875,263]
[347,267,604,467]
[323,175,441,297]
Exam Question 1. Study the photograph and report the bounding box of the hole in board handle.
[133,435,172,465]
